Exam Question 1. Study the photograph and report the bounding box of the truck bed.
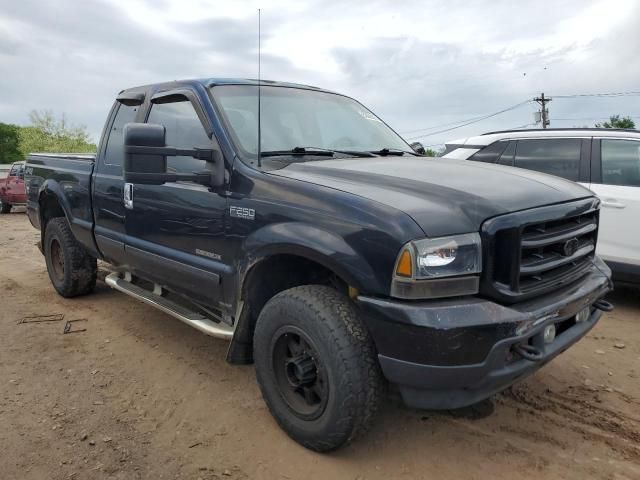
[25,153,97,254]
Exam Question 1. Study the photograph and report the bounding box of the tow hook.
[512,343,544,362]
[593,299,614,312]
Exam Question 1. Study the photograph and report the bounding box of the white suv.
[441,128,640,283]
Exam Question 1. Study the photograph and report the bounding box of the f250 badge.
[230,206,255,220]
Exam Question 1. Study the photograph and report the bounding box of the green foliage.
[18,110,97,156]
[410,141,442,157]
[0,110,97,161]
[595,115,636,129]
[424,148,438,157]
[0,123,22,164]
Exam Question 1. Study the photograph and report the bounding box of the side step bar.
[105,272,234,340]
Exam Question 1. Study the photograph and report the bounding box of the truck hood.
[271,157,594,237]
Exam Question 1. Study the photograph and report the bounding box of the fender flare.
[235,221,382,298]
[225,222,384,364]
[37,179,100,257]
[38,179,74,226]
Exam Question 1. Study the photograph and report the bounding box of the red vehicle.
[0,161,27,213]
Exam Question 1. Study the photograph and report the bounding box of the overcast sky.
[1,0,639,147]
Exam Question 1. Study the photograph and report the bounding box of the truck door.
[589,138,640,270]
[124,91,228,308]
[93,100,141,266]
[7,163,24,203]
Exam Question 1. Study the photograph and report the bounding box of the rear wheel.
[253,285,383,452]
[44,218,97,297]
[0,200,11,213]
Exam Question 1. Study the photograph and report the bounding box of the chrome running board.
[105,272,234,340]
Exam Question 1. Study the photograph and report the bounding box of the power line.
[404,100,532,140]
[553,91,640,98]
[551,115,640,121]
[401,112,509,135]
[508,122,537,130]
[401,90,640,141]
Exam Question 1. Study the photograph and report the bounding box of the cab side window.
[601,139,640,187]
[147,100,212,173]
[514,139,581,181]
[104,103,139,167]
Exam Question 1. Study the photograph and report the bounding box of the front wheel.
[0,200,11,213]
[253,285,384,452]
[44,218,97,297]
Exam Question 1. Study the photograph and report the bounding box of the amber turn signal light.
[396,249,413,277]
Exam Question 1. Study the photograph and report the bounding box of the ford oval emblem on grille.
[562,238,579,256]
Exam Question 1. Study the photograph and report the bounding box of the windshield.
[209,85,410,159]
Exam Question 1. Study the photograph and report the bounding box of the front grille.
[481,198,600,303]
[519,212,597,292]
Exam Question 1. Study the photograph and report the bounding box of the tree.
[17,110,97,157]
[424,148,438,157]
[596,115,636,129]
[0,123,22,164]
[410,142,442,157]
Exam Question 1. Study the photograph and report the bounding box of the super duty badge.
[230,206,255,220]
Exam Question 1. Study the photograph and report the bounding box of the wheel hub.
[285,355,317,387]
[271,329,329,420]
[50,239,65,281]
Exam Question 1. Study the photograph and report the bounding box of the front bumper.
[358,257,612,410]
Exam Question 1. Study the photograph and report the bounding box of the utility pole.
[534,93,551,128]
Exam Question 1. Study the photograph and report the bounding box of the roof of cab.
[118,78,333,95]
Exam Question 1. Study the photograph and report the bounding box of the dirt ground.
[0,212,639,480]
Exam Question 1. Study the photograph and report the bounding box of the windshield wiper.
[369,148,418,156]
[260,147,334,158]
[331,149,376,157]
[260,147,375,158]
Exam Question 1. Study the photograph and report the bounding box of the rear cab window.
[9,163,24,177]
[102,103,139,170]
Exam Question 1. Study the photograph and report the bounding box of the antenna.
[257,8,262,167]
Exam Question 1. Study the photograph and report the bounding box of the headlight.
[391,233,482,299]
[411,233,482,278]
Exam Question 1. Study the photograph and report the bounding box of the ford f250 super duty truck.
[25,78,614,452]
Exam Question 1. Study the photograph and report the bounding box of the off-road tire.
[253,285,384,452]
[44,217,97,297]
[0,200,11,213]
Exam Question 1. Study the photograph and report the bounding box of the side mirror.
[123,122,224,187]
[410,142,426,155]
[124,123,167,183]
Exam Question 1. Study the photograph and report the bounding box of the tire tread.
[254,285,384,451]
[44,217,97,297]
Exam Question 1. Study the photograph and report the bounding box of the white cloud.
[0,0,638,146]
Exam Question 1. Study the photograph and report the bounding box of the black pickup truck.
[25,78,613,451]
